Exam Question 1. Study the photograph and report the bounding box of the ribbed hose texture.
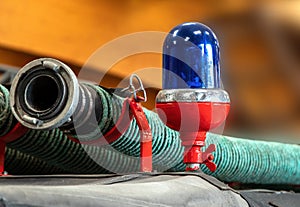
[1,84,175,174]
[0,85,66,174]
[204,133,300,184]
[86,84,184,171]
[0,84,14,137]
[2,83,300,184]
[4,147,66,175]
[76,84,300,184]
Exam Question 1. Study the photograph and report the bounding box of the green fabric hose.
[0,85,174,174]
[2,82,300,184]
[0,84,15,137]
[72,84,184,171]
[1,84,109,174]
[204,133,300,184]
[0,85,67,174]
[4,147,66,175]
[71,84,300,184]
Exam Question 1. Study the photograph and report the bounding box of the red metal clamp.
[129,96,152,172]
[124,74,152,172]
[68,74,153,172]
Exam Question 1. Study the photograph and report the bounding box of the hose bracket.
[123,74,152,172]
[129,97,152,172]
[67,74,152,172]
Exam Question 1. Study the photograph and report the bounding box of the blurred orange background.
[0,0,299,143]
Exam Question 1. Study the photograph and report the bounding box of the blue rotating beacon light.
[156,22,230,171]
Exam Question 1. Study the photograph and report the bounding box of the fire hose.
[1,70,183,174]
[0,58,299,184]
[0,84,67,174]
[0,84,136,174]
[4,147,66,175]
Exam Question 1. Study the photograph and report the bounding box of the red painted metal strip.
[129,98,152,172]
[0,141,5,175]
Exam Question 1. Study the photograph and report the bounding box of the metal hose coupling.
[10,58,101,132]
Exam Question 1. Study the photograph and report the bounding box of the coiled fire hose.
[3,58,300,184]
[0,85,67,174]
[4,147,66,175]
[0,84,132,174]
[1,83,182,174]
[7,58,185,173]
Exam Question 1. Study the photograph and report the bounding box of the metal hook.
[122,74,147,102]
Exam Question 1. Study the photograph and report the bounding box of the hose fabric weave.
[67,84,300,184]
[1,83,300,184]
[204,133,300,184]
[5,147,66,175]
[0,85,66,174]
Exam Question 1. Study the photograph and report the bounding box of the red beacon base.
[157,21,230,172]
[156,101,230,172]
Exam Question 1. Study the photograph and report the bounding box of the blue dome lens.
[163,22,221,89]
